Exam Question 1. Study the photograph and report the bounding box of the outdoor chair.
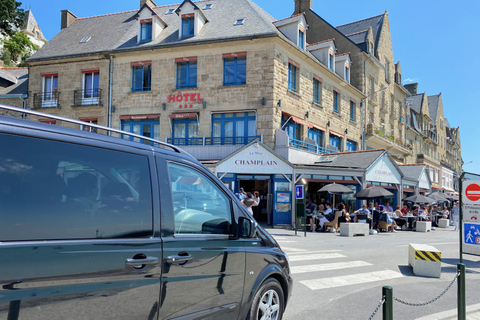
[324,211,340,232]
[378,220,393,232]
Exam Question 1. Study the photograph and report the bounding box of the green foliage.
[2,31,37,63]
[0,0,25,37]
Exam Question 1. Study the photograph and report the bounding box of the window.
[346,140,357,151]
[282,115,300,140]
[329,134,342,151]
[368,78,374,100]
[380,88,385,109]
[203,4,213,9]
[385,60,390,82]
[390,95,394,114]
[36,31,39,39]
[140,20,152,41]
[172,117,199,145]
[350,100,355,121]
[0,133,153,241]
[80,118,98,133]
[122,118,160,145]
[345,66,350,82]
[82,70,100,105]
[308,128,323,147]
[298,30,305,49]
[166,8,175,14]
[288,63,297,92]
[176,60,197,89]
[168,162,232,234]
[223,56,246,86]
[234,19,245,26]
[42,74,58,107]
[333,90,339,113]
[329,54,334,71]
[313,78,321,103]
[131,63,151,92]
[182,15,194,37]
[212,112,256,145]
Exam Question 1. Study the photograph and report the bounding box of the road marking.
[415,302,480,320]
[299,270,403,290]
[279,247,308,252]
[291,260,372,274]
[288,253,346,262]
[286,250,342,255]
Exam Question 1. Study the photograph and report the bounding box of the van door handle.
[166,254,193,265]
[125,256,159,266]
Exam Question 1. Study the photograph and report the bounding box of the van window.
[0,133,153,241]
[167,162,232,234]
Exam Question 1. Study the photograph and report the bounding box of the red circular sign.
[476,237,480,245]
[466,183,480,202]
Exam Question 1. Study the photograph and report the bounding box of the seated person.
[353,204,371,223]
[379,205,399,232]
[393,205,406,229]
[337,203,350,223]
[442,207,450,219]
[317,203,335,229]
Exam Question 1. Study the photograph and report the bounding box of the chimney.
[294,0,312,14]
[61,10,77,30]
[140,0,158,8]
[404,83,418,95]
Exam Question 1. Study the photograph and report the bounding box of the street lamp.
[361,86,388,150]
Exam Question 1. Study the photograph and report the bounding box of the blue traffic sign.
[464,223,480,245]
[295,185,304,199]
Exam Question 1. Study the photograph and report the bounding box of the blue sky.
[27,0,479,173]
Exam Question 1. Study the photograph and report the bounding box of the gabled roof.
[406,93,423,114]
[314,149,385,169]
[175,0,208,22]
[336,13,385,51]
[398,164,426,181]
[137,2,167,27]
[29,0,279,61]
[427,93,441,123]
[0,68,28,96]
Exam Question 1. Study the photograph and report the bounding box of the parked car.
[0,105,292,320]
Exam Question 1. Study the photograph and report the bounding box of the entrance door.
[238,179,271,223]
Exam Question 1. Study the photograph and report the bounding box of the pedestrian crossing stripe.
[299,270,403,290]
[415,250,441,262]
[290,260,372,274]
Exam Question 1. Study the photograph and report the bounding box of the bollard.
[458,263,466,320]
[383,286,393,320]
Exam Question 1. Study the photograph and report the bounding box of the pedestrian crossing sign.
[464,223,480,245]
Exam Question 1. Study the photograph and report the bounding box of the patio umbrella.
[426,192,449,202]
[355,186,394,200]
[402,194,436,205]
[317,183,354,208]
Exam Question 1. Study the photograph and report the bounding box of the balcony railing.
[289,138,338,154]
[167,135,261,146]
[32,91,60,109]
[73,89,103,107]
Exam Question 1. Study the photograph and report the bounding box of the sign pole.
[459,172,465,263]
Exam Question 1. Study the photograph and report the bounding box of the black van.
[0,105,292,320]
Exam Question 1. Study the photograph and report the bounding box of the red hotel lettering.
[235,160,278,166]
[183,94,190,101]
[190,94,197,101]
[169,92,203,103]
[168,95,175,102]
[197,93,203,101]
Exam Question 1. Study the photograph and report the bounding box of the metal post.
[457,263,466,320]
[382,286,393,320]
[459,172,465,263]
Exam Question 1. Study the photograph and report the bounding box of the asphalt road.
[264,225,480,320]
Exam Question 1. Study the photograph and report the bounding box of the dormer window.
[298,29,305,50]
[140,19,152,41]
[166,9,175,14]
[234,19,245,26]
[182,14,195,37]
[203,4,213,9]
[367,41,373,53]
[345,65,350,83]
[329,52,334,71]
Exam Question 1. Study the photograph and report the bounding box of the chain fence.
[367,271,461,319]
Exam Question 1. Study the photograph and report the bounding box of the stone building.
[21,10,48,50]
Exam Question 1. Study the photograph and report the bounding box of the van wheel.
[248,278,284,320]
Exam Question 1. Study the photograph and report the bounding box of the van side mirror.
[239,217,256,238]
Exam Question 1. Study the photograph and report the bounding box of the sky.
[26,0,480,173]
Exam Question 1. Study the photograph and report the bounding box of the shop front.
[213,141,295,226]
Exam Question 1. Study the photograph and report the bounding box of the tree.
[2,31,36,64]
[0,0,25,37]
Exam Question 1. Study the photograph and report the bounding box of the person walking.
[241,192,258,215]
[452,201,460,231]
[235,187,246,201]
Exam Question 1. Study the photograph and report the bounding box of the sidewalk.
[416,303,480,319]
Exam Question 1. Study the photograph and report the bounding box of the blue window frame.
[182,16,194,37]
[172,118,199,145]
[282,115,300,140]
[308,128,323,147]
[132,64,151,92]
[345,66,350,82]
[313,78,320,103]
[140,22,152,41]
[176,61,197,89]
[333,90,339,113]
[350,100,355,121]
[329,134,342,151]
[223,56,246,86]
[288,63,297,92]
[212,112,256,145]
[346,140,357,151]
[329,54,334,71]
[298,30,304,49]
[121,119,159,145]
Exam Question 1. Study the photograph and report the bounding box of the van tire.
[248,278,284,320]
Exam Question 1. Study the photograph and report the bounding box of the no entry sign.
[464,181,480,204]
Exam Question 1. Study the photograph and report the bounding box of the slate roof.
[427,93,440,123]
[343,29,368,44]
[0,68,28,95]
[398,164,425,181]
[406,93,423,114]
[29,0,278,61]
[336,13,384,49]
[312,149,385,169]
